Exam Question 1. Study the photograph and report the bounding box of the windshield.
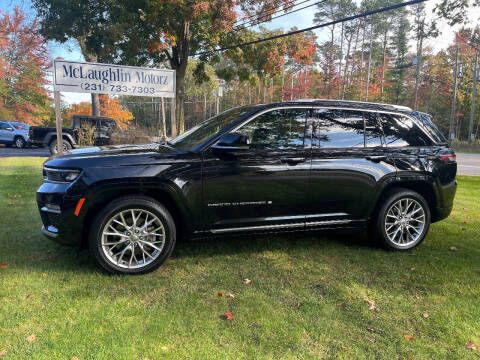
[170,105,257,151]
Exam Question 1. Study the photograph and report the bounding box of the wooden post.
[161,97,166,140]
[54,90,63,155]
[170,98,177,138]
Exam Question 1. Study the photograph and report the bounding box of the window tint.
[240,108,308,150]
[410,111,447,144]
[378,113,432,147]
[313,109,364,148]
[364,112,384,147]
[0,122,10,129]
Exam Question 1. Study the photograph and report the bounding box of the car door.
[308,108,396,225]
[202,107,312,232]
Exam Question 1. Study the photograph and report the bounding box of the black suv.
[36,100,457,274]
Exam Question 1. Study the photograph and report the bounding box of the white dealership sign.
[53,59,175,98]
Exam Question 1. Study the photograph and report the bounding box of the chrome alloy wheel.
[15,137,25,148]
[55,142,68,152]
[101,209,166,269]
[384,198,426,247]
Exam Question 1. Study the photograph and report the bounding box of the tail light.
[29,129,33,136]
[439,154,456,162]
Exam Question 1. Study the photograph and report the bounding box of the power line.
[232,0,315,28]
[233,0,324,31]
[197,0,429,57]
[234,0,326,31]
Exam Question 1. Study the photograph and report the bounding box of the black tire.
[14,136,26,148]
[89,196,176,274]
[49,139,72,155]
[373,188,431,251]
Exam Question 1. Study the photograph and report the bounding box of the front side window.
[313,109,365,148]
[239,108,308,150]
[379,113,432,147]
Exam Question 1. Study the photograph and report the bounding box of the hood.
[44,143,183,169]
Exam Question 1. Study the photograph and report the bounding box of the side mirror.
[212,132,250,151]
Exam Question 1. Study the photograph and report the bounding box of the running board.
[210,219,351,234]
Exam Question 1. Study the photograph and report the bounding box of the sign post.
[54,90,63,155]
[52,59,176,154]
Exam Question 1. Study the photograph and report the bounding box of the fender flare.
[43,132,76,147]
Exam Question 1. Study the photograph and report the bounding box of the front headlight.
[43,167,81,183]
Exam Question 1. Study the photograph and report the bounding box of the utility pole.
[469,52,478,144]
[449,45,460,143]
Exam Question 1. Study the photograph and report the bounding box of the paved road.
[1,146,479,176]
[456,153,480,176]
[0,146,50,158]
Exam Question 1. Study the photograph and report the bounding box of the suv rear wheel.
[374,189,431,250]
[89,196,176,274]
[49,139,72,155]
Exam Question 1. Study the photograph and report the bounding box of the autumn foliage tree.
[119,0,297,134]
[0,7,53,124]
[62,95,133,129]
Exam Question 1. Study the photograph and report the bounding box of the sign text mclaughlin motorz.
[53,59,175,98]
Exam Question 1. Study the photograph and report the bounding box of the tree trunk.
[365,24,373,102]
[77,37,100,116]
[381,30,388,102]
[414,20,424,110]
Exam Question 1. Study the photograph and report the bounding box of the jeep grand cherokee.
[36,100,457,274]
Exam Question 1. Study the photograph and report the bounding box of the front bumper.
[37,182,84,246]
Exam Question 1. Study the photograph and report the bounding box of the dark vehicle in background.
[29,115,119,154]
[36,100,457,274]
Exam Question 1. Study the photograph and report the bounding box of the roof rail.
[288,98,413,111]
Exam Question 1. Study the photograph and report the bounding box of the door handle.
[366,155,387,162]
[280,157,306,165]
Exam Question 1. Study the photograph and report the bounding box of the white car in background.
[0,121,30,148]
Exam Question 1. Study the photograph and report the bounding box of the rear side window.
[378,113,433,147]
[313,109,365,148]
[364,112,384,147]
[410,112,447,144]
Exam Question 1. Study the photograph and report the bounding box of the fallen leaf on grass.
[0,263,8,269]
[367,299,378,311]
[466,340,480,350]
[341,345,348,350]
[450,246,458,252]
[226,293,235,298]
[224,312,234,320]
[71,357,80,360]
[242,278,252,285]
[0,350,6,356]
[367,337,375,343]
[217,292,224,297]
[42,273,48,278]
[404,335,416,342]
[26,334,36,343]
[421,313,429,318]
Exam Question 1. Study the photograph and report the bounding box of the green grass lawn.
[0,157,479,359]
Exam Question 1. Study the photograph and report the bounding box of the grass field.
[0,157,479,359]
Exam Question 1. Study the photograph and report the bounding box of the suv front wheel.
[89,196,176,274]
[374,189,431,250]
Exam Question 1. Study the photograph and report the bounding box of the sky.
[3,0,480,104]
